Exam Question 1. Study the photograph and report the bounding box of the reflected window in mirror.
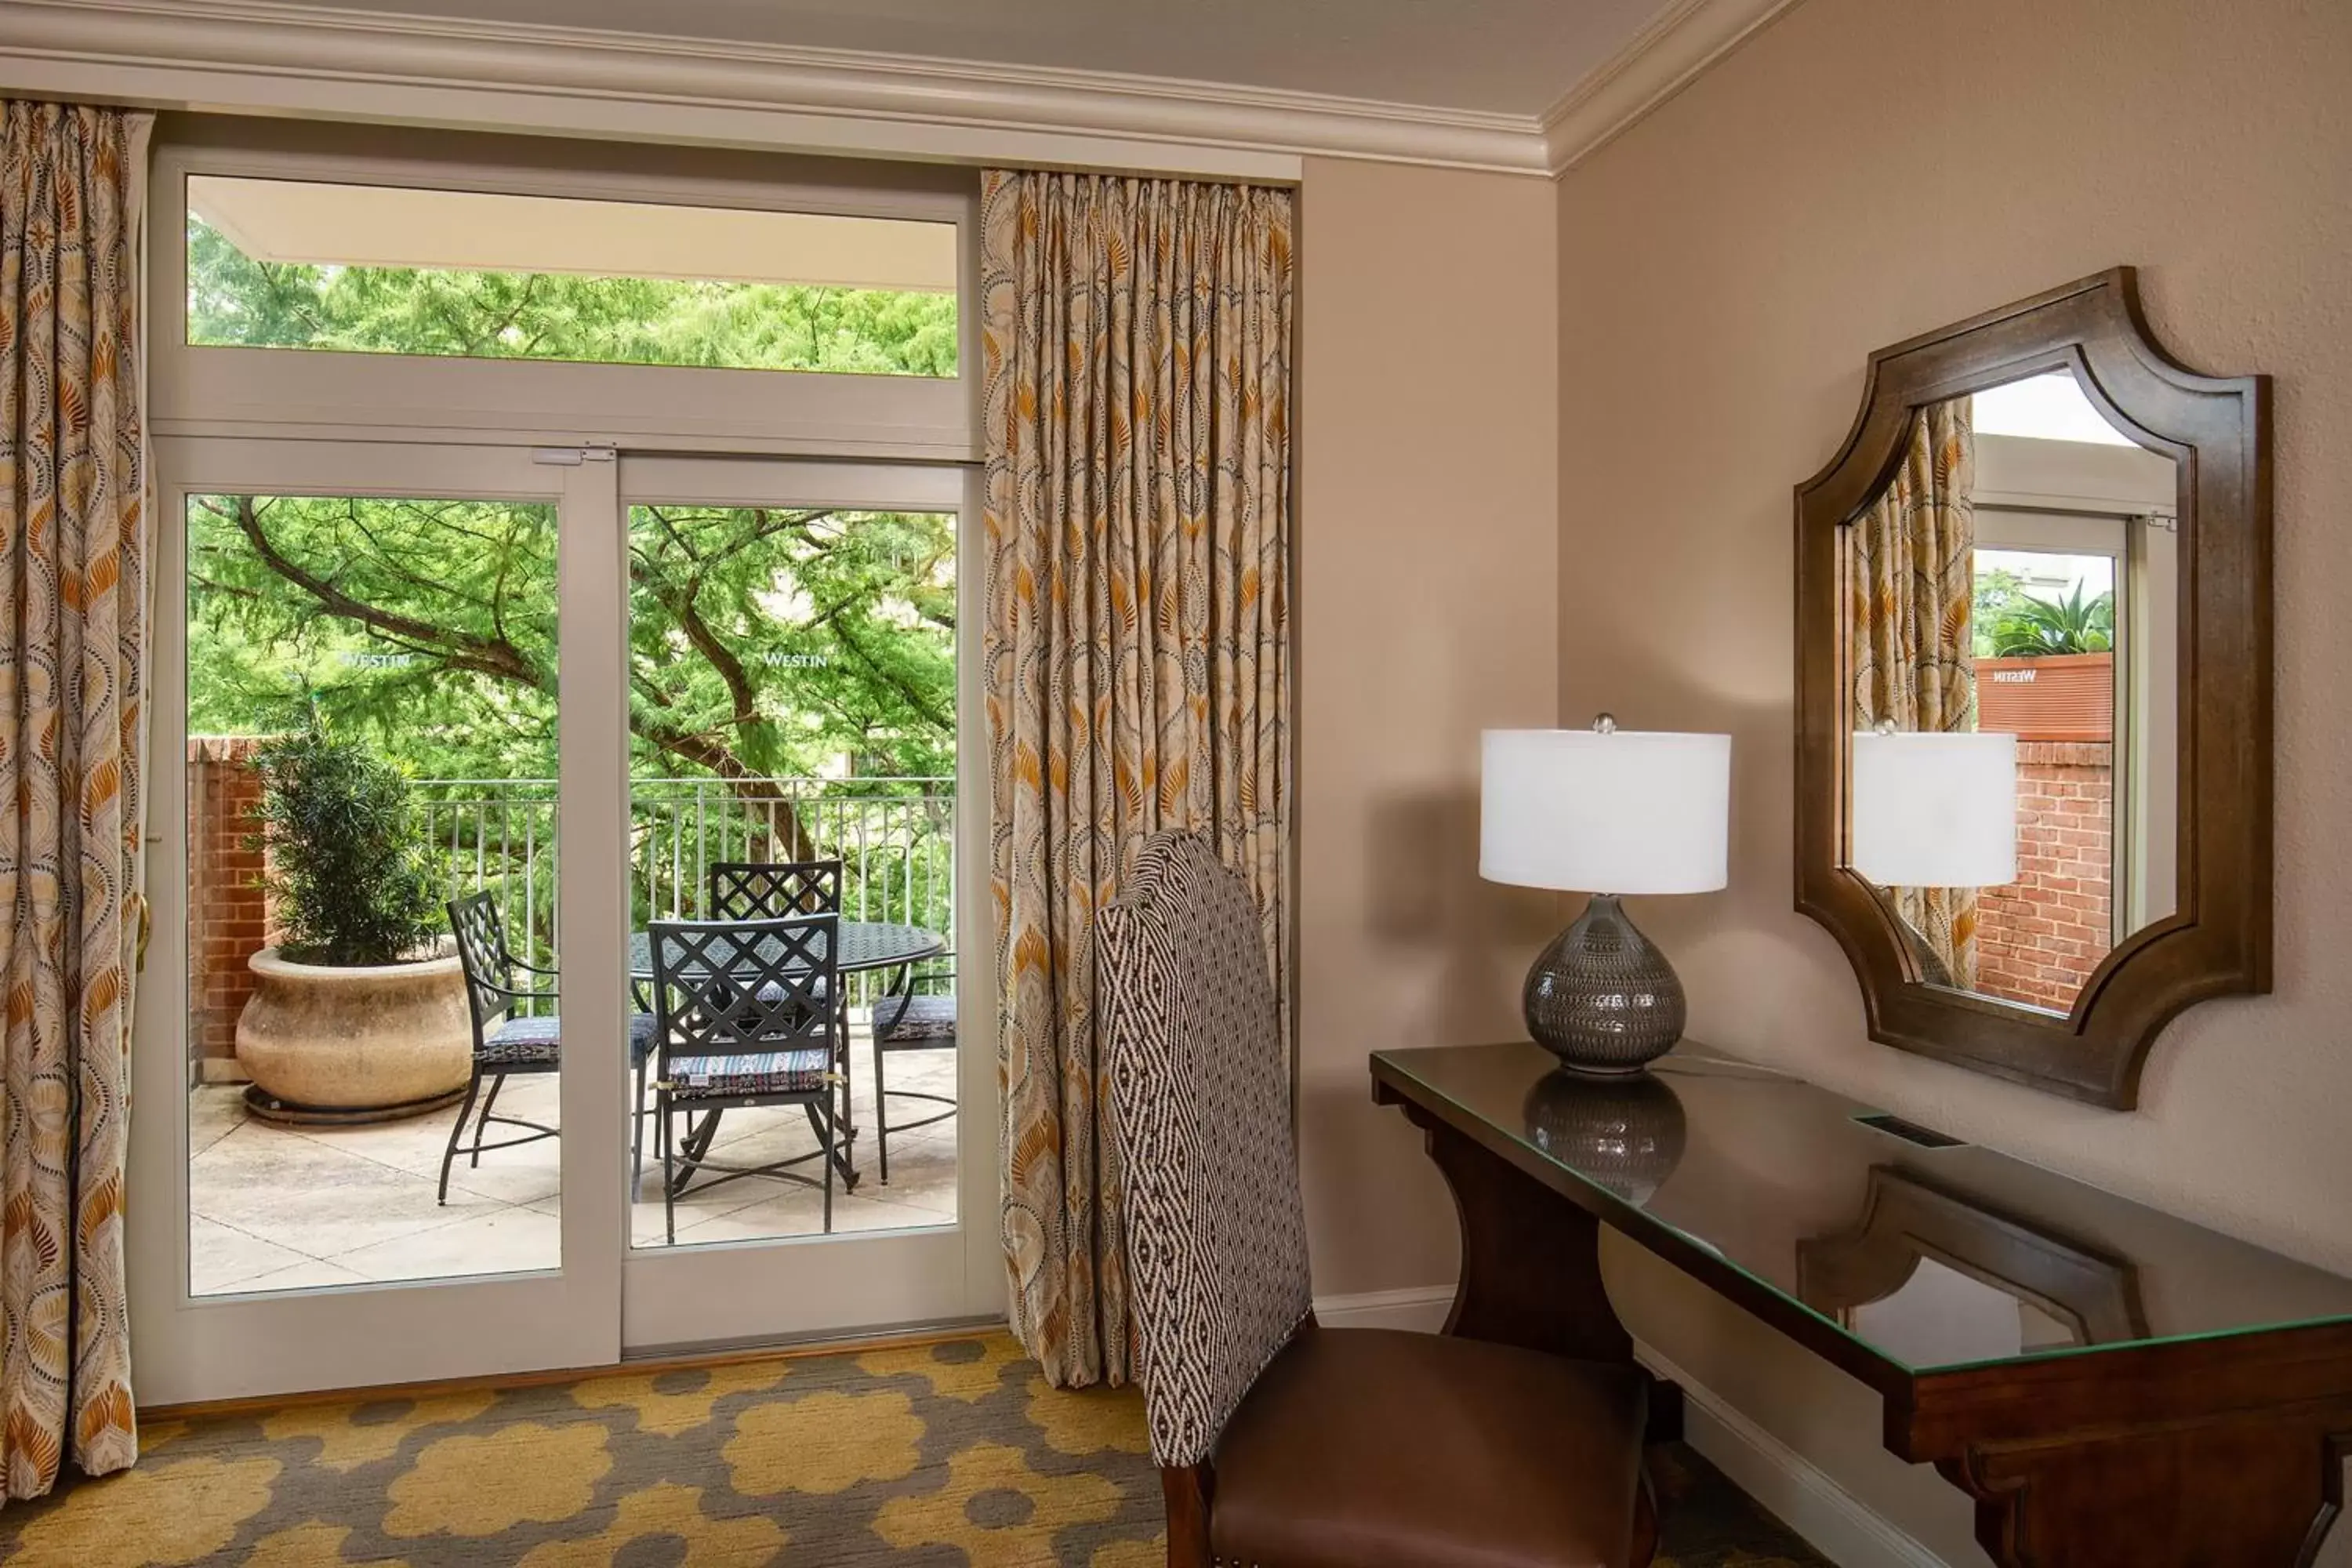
[1848,1257,2078,1367]
[1843,367,2178,1018]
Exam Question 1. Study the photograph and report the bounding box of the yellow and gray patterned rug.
[0,1333,1824,1566]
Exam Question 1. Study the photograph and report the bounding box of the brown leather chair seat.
[1207,1327,1649,1568]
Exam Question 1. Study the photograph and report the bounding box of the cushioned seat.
[666,1046,830,1099]
[868,992,956,1042]
[479,1011,658,1067]
[1210,1327,1648,1568]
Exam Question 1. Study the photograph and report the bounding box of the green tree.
[1971,565,2031,658]
[188,494,956,791]
[187,215,957,376]
[183,209,960,810]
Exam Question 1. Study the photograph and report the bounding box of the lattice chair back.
[1100,831,1311,1469]
[448,891,522,1035]
[648,913,840,1086]
[707,859,844,921]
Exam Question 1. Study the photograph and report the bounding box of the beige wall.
[1555,0,2352,1559]
[1296,155,1561,1295]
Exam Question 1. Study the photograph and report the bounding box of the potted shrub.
[1975,584,2116,742]
[234,718,472,1122]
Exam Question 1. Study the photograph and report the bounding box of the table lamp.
[1480,718,1732,1075]
[1849,727,2018,988]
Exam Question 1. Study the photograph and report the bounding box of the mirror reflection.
[1795,1163,2151,1363]
[1844,369,2178,1014]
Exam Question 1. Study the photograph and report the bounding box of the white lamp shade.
[1850,731,2019,887]
[1480,728,1732,895]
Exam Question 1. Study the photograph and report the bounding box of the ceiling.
[270,0,1679,117]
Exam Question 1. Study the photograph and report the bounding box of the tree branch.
[231,497,543,691]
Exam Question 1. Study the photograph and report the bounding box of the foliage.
[1970,566,2031,657]
[183,212,961,800]
[187,495,956,792]
[249,717,441,966]
[1984,583,2114,657]
[187,215,958,376]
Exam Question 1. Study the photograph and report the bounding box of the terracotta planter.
[235,946,472,1115]
[1976,652,2114,742]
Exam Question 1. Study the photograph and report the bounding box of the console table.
[1371,1043,2352,1567]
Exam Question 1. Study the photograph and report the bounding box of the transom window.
[187,175,959,377]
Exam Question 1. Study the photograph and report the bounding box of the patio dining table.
[627,920,946,1194]
[625,920,946,985]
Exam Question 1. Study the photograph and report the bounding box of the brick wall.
[1976,742,2113,1011]
[187,737,276,1074]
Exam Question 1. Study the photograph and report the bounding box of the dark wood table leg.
[1401,1100,1635,1366]
[1936,1410,2352,1568]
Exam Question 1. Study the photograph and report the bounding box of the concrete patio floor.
[188,1042,960,1295]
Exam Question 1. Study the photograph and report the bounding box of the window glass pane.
[623,502,958,1249]
[187,176,959,377]
[187,492,562,1294]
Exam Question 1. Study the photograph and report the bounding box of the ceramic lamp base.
[1523,894,1687,1075]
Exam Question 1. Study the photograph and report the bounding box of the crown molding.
[1543,0,1805,173]
[0,0,1799,182]
[0,0,1551,178]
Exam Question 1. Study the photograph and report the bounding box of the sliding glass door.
[132,442,993,1402]
[132,125,992,1404]
[133,437,629,1403]
[614,456,993,1354]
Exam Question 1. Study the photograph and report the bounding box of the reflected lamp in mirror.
[1480,719,1731,1076]
[1850,728,2019,989]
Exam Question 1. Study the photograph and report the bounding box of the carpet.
[0,1334,1827,1566]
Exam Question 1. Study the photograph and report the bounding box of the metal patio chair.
[864,956,958,1185]
[647,912,844,1241]
[441,891,657,1205]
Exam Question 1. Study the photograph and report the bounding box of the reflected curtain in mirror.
[1848,399,1978,985]
[981,169,1294,1390]
[0,100,151,1498]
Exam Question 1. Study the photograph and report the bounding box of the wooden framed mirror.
[1795,269,2270,1107]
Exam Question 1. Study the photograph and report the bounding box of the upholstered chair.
[1102,832,1656,1568]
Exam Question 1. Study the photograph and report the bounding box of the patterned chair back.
[648,914,839,1079]
[448,891,520,1036]
[1101,831,1312,1468]
[708,859,844,920]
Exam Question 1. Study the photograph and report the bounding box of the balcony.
[184,764,960,1294]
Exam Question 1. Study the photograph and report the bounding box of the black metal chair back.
[448,890,522,1036]
[707,859,843,921]
[648,913,840,1083]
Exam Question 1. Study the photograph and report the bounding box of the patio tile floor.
[187,1040,960,1296]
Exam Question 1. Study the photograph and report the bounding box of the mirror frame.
[1795,267,2270,1108]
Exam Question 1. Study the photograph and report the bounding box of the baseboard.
[1635,1341,1949,1568]
[1311,1285,1454,1331]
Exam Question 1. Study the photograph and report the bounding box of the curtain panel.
[0,100,150,1499]
[1850,397,1979,984]
[980,169,1293,1389]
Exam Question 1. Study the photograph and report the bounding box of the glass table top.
[1374,1042,2352,1374]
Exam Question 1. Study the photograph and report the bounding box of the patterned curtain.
[980,169,1293,1389]
[1850,397,1978,984]
[0,100,150,1499]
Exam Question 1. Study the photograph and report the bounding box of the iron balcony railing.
[412,776,955,996]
